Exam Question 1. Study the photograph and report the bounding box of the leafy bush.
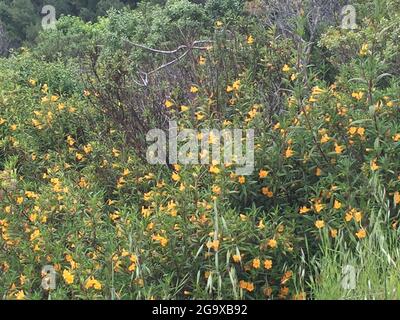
[1,0,400,300]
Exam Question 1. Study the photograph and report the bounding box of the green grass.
[308,176,400,300]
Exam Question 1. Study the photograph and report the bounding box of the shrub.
[1,0,400,301]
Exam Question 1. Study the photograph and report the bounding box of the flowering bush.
[1,0,400,300]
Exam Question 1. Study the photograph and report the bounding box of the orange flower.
[355,228,367,239]
[348,127,357,135]
[152,234,169,247]
[209,165,220,174]
[282,64,290,72]
[386,101,394,107]
[190,86,199,93]
[212,185,221,195]
[314,203,325,213]
[334,143,344,154]
[247,35,254,45]
[267,239,277,249]
[15,290,25,300]
[259,169,269,179]
[285,147,294,158]
[171,172,181,182]
[320,134,330,144]
[281,271,293,284]
[345,210,353,222]
[85,276,102,290]
[394,192,400,206]
[239,280,255,292]
[264,259,273,270]
[232,80,241,91]
[180,105,189,112]
[312,86,326,96]
[62,269,74,285]
[333,200,342,210]
[315,220,325,229]
[299,206,311,214]
[232,254,241,263]
[352,91,364,101]
[165,100,174,108]
[252,258,261,269]
[206,239,220,251]
[354,210,362,222]
[359,43,369,56]
[257,219,265,230]
[262,187,274,198]
[370,159,379,171]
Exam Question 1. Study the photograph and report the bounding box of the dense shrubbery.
[1,0,400,300]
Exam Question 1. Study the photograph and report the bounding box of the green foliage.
[0,0,39,45]
[0,0,400,301]
[0,0,136,50]
[34,15,103,61]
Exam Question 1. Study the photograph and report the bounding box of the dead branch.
[123,39,214,87]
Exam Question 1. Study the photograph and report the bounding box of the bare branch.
[123,39,214,87]
[124,39,214,55]
[148,50,190,75]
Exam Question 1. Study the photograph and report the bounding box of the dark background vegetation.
[0,0,139,51]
